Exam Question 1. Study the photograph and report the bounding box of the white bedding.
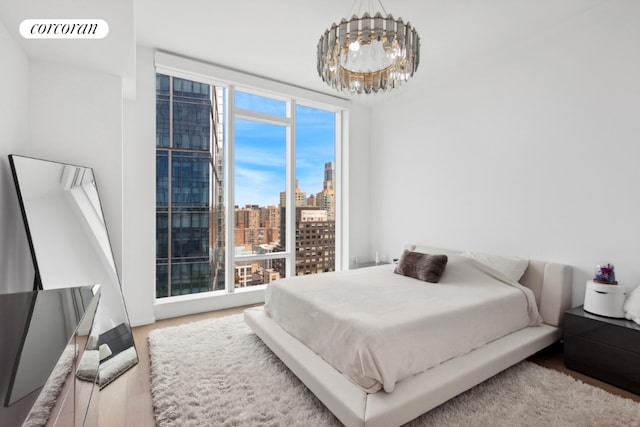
[264,255,542,394]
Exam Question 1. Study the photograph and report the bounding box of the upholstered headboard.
[520,260,572,327]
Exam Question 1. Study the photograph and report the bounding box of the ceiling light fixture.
[316,0,420,95]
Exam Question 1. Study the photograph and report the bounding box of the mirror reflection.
[0,286,100,427]
[9,154,138,388]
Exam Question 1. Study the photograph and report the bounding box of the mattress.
[264,254,542,394]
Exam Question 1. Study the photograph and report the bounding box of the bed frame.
[244,259,572,427]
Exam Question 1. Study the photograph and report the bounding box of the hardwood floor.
[97,306,640,427]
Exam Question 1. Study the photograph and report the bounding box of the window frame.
[155,51,351,303]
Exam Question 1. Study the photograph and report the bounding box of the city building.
[280,180,307,208]
[274,206,335,277]
[316,161,335,221]
[155,75,225,297]
[234,205,280,250]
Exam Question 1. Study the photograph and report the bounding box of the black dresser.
[0,286,100,427]
[564,306,640,394]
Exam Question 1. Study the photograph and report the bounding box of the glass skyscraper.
[156,74,225,298]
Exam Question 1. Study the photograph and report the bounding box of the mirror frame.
[8,154,138,388]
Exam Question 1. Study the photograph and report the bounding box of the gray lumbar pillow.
[394,250,448,283]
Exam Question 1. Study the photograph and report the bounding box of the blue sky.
[234,96,335,207]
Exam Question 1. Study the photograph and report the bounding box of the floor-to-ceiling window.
[155,59,345,299]
[233,90,288,286]
[294,105,336,276]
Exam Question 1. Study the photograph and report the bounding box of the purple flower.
[595,263,616,283]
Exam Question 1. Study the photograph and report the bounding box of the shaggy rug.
[149,314,640,426]
[23,345,75,427]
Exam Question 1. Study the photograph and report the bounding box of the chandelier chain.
[348,0,389,17]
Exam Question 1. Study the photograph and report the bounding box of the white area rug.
[23,344,75,427]
[149,314,640,426]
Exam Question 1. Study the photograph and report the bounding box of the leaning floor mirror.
[9,154,138,388]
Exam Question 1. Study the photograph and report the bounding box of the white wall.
[369,1,640,306]
[0,20,33,292]
[122,46,156,326]
[27,60,124,281]
[347,104,372,266]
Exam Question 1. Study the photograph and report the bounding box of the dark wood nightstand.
[564,306,640,394]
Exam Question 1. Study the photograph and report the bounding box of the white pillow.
[404,244,529,282]
[624,287,640,325]
[461,250,529,282]
[405,244,463,257]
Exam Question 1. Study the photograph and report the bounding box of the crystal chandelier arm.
[396,18,405,49]
[374,13,383,41]
[406,24,413,60]
[361,13,371,44]
[349,15,360,45]
[386,15,396,44]
[338,18,348,47]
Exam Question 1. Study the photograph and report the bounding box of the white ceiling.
[0,0,135,94]
[135,0,607,102]
[1,0,608,104]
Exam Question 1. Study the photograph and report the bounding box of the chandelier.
[316,1,420,95]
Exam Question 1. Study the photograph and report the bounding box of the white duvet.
[264,255,542,394]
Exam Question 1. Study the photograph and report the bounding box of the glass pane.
[156,211,168,259]
[234,258,286,288]
[171,210,209,259]
[156,151,169,206]
[173,77,211,150]
[155,75,226,298]
[156,263,168,298]
[234,119,286,258]
[156,74,170,148]
[294,105,336,276]
[170,261,209,296]
[171,152,210,206]
[235,91,287,117]
[170,151,211,294]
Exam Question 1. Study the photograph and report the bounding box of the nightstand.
[564,306,640,394]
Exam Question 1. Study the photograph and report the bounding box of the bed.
[244,245,572,426]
